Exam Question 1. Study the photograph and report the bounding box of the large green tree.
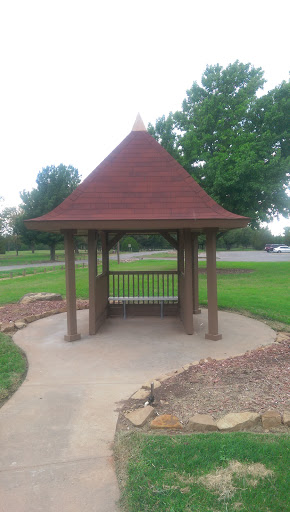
[20,164,81,260]
[148,61,290,225]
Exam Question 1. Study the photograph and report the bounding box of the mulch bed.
[118,336,290,432]
[0,300,89,323]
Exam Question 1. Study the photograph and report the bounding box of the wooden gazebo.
[26,114,249,341]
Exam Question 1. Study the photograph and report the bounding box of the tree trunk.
[50,245,56,261]
[31,244,35,254]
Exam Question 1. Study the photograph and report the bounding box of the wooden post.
[88,230,97,335]
[177,230,184,322]
[192,234,201,314]
[64,230,81,341]
[183,229,194,334]
[101,231,109,316]
[205,230,222,340]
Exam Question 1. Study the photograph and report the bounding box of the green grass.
[115,431,289,512]
[0,333,27,405]
[0,250,87,266]
[0,260,289,326]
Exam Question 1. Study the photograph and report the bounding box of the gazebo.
[25,114,249,341]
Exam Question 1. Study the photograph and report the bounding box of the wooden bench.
[109,296,178,319]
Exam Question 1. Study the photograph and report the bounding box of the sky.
[0,0,289,234]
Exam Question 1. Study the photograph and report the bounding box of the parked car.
[264,244,280,252]
[272,245,290,253]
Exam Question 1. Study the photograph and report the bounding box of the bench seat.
[109,296,178,318]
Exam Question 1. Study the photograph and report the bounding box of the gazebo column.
[183,229,194,334]
[88,230,98,335]
[205,229,222,340]
[177,230,184,323]
[101,231,109,317]
[192,234,201,314]
[63,230,81,342]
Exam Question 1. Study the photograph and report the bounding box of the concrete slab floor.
[0,310,276,512]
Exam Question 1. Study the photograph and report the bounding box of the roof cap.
[132,112,146,131]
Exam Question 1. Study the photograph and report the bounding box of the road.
[0,250,289,272]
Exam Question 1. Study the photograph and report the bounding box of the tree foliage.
[148,61,290,225]
[20,164,81,260]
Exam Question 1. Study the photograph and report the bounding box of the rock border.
[121,338,289,432]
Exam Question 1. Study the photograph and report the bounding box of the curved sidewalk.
[0,310,275,512]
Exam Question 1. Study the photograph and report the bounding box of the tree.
[149,62,290,225]
[0,207,22,254]
[20,164,81,260]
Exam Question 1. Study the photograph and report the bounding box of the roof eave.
[25,217,250,233]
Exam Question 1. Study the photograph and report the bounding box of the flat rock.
[23,315,37,323]
[282,411,290,426]
[142,380,161,390]
[187,414,218,432]
[14,320,27,329]
[131,388,150,400]
[1,322,15,333]
[217,412,260,432]
[261,410,281,429]
[150,414,183,430]
[20,292,63,304]
[125,406,155,427]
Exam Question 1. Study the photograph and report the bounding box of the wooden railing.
[109,271,178,302]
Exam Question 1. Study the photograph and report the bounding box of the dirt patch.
[117,336,290,433]
[0,299,89,324]
[194,460,273,499]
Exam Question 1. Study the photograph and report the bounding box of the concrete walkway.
[0,310,275,512]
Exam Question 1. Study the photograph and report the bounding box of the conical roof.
[26,117,249,232]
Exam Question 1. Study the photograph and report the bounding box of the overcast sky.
[0,0,289,234]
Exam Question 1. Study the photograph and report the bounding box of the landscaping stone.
[282,411,290,426]
[150,414,183,430]
[24,315,37,323]
[1,322,15,333]
[187,414,218,432]
[39,311,55,319]
[217,412,260,432]
[142,380,161,390]
[125,406,155,427]
[261,410,281,429]
[20,292,63,304]
[131,388,150,400]
[14,320,27,329]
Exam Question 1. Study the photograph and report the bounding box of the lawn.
[0,333,27,406]
[0,260,289,326]
[116,432,289,512]
[0,250,87,266]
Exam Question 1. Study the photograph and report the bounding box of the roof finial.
[132,113,147,131]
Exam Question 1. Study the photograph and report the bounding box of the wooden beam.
[205,229,222,340]
[107,232,126,251]
[192,234,201,314]
[88,230,98,335]
[183,229,194,334]
[159,231,178,250]
[63,230,81,341]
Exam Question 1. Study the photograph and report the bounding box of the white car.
[272,245,290,253]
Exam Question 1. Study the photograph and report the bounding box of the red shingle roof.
[29,128,248,224]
